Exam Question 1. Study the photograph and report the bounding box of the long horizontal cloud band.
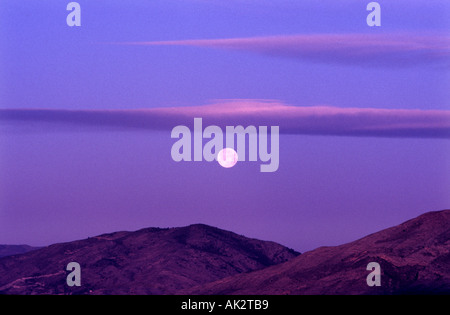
[1,100,450,138]
[120,34,450,67]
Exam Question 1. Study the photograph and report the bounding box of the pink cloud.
[121,33,450,67]
[2,100,450,138]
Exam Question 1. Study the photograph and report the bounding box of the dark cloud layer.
[1,100,450,138]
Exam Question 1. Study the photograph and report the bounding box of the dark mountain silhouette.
[1,210,448,295]
[0,224,299,295]
[0,245,40,258]
[185,210,450,295]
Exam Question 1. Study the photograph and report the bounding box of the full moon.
[217,148,238,168]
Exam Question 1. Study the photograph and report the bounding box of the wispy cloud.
[119,33,450,67]
[2,100,450,138]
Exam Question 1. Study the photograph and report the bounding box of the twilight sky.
[0,0,449,252]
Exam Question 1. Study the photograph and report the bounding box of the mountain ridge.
[1,210,449,295]
[0,223,299,295]
[0,245,41,258]
[183,210,450,295]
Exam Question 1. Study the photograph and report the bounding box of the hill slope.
[0,224,299,294]
[185,210,450,295]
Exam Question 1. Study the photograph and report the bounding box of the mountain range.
[0,210,449,295]
[0,245,40,258]
[0,224,298,294]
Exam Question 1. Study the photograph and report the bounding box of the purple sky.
[0,0,449,252]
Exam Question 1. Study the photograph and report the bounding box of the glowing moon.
[217,148,238,168]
